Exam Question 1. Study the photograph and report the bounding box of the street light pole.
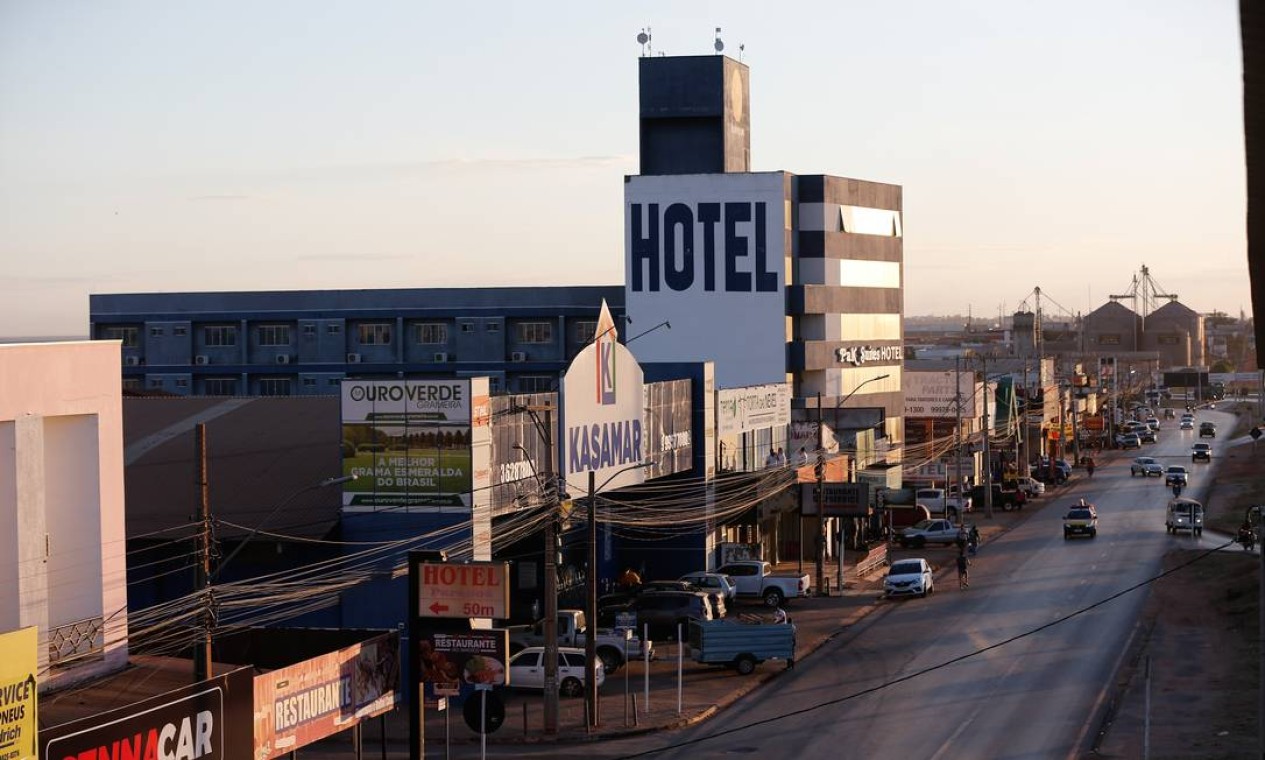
[833,373,890,593]
[542,408,560,736]
[981,356,993,519]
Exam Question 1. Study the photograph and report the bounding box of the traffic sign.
[417,562,510,619]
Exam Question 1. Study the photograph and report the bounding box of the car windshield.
[1067,509,1093,519]
[889,561,923,575]
[909,520,935,530]
[1167,466,1185,473]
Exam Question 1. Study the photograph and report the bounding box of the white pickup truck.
[506,609,652,673]
[915,488,972,518]
[714,560,812,607]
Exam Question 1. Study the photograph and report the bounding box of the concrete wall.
[0,341,128,691]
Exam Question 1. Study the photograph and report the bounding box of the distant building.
[89,287,623,397]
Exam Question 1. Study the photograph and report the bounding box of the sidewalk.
[311,484,1073,754]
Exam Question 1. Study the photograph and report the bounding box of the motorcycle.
[1239,527,1256,551]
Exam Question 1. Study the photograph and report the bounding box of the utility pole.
[815,392,826,597]
[955,358,964,526]
[542,409,559,735]
[981,357,993,519]
[585,469,598,728]
[194,423,213,682]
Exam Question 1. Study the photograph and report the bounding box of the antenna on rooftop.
[714,27,724,54]
[637,27,654,57]
[739,43,745,62]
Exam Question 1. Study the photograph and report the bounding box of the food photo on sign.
[419,630,510,693]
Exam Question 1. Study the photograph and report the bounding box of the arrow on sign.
[429,602,449,615]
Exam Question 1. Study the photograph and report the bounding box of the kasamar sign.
[564,300,646,493]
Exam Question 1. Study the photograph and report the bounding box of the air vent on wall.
[433,352,449,363]
[276,354,292,365]
[194,355,209,366]
[510,351,527,363]
[346,353,362,363]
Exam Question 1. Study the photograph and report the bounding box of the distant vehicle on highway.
[1165,498,1204,536]
[1199,422,1216,438]
[1192,443,1212,463]
[1179,419,1194,430]
[1117,433,1142,450]
[1063,507,1098,540]
[1130,457,1163,477]
[884,558,934,599]
[1165,466,1189,487]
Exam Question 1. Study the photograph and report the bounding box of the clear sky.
[0,1,1249,338]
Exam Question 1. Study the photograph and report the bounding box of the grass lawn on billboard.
[343,447,472,507]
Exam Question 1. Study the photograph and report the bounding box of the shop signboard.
[717,383,790,436]
[41,667,253,760]
[416,561,509,620]
[417,630,510,693]
[625,172,789,388]
[903,371,975,418]
[0,627,36,760]
[801,482,871,517]
[488,393,555,516]
[340,379,488,510]
[562,301,647,493]
[643,379,694,480]
[252,632,400,760]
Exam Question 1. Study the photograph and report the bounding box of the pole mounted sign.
[417,561,510,619]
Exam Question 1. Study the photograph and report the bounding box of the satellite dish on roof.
[715,27,724,53]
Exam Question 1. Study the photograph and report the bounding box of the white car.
[506,646,604,697]
[1014,476,1046,497]
[884,558,934,599]
[678,572,737,602]
[1179,419,1194,430]
[1131,457,1164,477]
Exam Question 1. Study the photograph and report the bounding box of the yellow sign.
[0,627,37,760]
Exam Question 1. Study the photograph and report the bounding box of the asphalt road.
[494,409,1240,760]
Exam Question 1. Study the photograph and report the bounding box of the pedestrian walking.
[956,553,970,589]
[955,526,968,554]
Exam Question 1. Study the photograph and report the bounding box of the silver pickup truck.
[714,560,812,607]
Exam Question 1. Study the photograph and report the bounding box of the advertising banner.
[340,380,479,510]
[252,632,399,760]
[489,393,556,517]
[643,379,693,480]
[417,630,510,693]
[562,301,647,493]
[800,482,872,517]
[903,371,976,418]
[625,172,788,388]
[41,667,253,760]
[0,627,36,760]
[717,383,790,436]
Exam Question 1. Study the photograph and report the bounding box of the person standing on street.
[956,552,970,589]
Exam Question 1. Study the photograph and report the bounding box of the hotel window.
[150,327,165,337]
[102,326,138,347]
[415,323,448,345]
[204,326,237,347]
[461,322,475,333]
[327,324,342,334]
[175,378,189,388]
[259,378,292,397]
[575,321,597,344]
[303,324,317,337]
[358,323,393,346]
[258,325,291,346]
[518,322,552,344]
[174,326,188,337]
[487,323,501,333]
[149,379,163,389]
[204,378,238,396]
[302,377,317,388]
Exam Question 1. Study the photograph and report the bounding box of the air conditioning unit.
[511,351,527,363]
[346,353,362,364]
[276,354,291,365]
[124,356,141,367]
[194,355,209,366]
[433,352,449,363]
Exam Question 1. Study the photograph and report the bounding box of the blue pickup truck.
[689,618,796,675]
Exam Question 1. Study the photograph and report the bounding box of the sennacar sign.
[563,300,646,493]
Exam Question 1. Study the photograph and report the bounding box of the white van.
[1165,498,1204,536]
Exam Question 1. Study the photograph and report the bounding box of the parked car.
[1192,443,1212,463]
[1014,476,1046,497]
[969,483,1027,511]
[1165,498,1204,536]
[714,560,812,607]
[603,591,714,640]
[884,558,934,599]
[1164,466,1189,487]
[1139,427,1158,444]
[1130,457,1164,477]
[898,519,962,548]
[914,488,972,518]
[678,572,738,603]
[1199,422,1216,438]
[506,646,604,697]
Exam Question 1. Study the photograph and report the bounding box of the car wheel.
[1063,531,1070,540]
[763,589,785,608]
[597,647,622,674]
[1090,530,1097,538]
[1002,503,1013,512]
[734,655,757,676]
[560,677,583,698]
[911,536,926,549]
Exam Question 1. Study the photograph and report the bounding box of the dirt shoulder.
[1092,402,1265,759]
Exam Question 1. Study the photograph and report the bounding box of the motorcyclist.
[1172,482,1183,498]
[967,525,980,556]
[1085,459,1096,478]
[1239,522,1256,550]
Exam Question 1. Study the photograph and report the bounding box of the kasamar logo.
[595,300,617,406]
